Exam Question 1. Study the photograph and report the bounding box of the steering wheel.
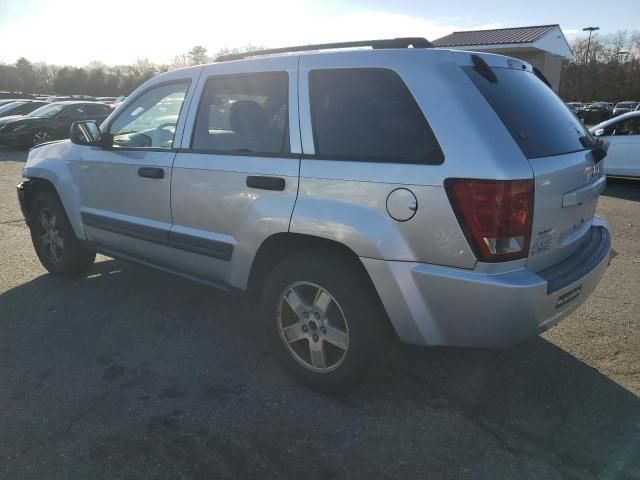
[153,122,177,147]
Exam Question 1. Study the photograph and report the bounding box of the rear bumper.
[362,217,611,348]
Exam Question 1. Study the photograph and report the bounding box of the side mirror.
[593,128,605,137]
[70,120,106,146]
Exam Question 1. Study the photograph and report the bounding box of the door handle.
[246,176,285,191]
[138,167,164,179]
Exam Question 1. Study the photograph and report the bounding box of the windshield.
[0,102,22,114]
[465,66,594,158]
[28,103,67,118]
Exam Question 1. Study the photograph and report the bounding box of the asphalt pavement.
[1,147,639,479]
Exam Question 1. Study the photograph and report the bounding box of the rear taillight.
[444,179,534,262]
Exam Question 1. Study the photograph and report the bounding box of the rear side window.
[65,106,87,118]
[84,104,111,115]
[464,65,593,159]
[192,72,289,155]
[309,68,443,164]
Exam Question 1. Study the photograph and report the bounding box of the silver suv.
[17,39,611,393]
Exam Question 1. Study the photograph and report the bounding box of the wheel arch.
[22,142,86,239]
[247,233,394,340]
[20,177,57,221]
[248,233,373,300]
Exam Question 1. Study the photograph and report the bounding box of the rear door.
[171,56,300,288]
[603,116,640,177]
[463,55,605,271]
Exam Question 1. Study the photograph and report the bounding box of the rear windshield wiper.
[471,55,497,83]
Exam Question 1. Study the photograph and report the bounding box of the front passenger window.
[109,81,189,149]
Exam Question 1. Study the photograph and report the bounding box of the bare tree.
[560,30,640,101]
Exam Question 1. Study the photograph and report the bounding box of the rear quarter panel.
[292,49,533,267]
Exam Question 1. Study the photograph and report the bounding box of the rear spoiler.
[532,67,552,89]
[592,138,608,163]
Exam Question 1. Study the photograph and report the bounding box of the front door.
[604,116,640,177]
[70,77,196,264]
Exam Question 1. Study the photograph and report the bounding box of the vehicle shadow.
[603,177,640,202]
[1,258,639,479]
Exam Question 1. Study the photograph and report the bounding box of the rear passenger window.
[309,68,443,164]
[192,72,289,154]
[84,104,111,116]
[66,106,87,118]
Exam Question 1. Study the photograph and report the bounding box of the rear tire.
[262,251,387,394]
[29,190,95,277]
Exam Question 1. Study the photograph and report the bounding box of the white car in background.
[612,101,638,117]
[591,111,640,178]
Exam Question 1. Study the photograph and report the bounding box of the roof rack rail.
[215,37,433,62]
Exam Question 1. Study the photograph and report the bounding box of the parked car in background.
[0,91,33,100]
[16,41,611,392]
[591,111,640,178]
[0,100,49,118]
[0,101,112,149]
[44,96,80,102]
[566,102,583,114]
[613,101,639,117]
[0,99,24,107]
[580,102,612,124]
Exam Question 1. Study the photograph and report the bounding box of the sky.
[0,0,638,66]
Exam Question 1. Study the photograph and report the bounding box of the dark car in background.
[579,102,612,124]
[613,101,639,117]
[0,91,33,100]
[0,101,112,149]
[566,102,583,114]
[0,100,49,118]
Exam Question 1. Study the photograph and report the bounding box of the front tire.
[31,129,51,147]
[29,190,95,277]
[262,251,387,394]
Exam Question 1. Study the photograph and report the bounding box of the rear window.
[309,68,443,164]
[464,65,593,159]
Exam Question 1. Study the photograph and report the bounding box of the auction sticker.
[531,228,555,256]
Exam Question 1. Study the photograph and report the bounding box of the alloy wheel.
[277,281,349,373]
[33,130,51,145]
[36,208,64,263]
